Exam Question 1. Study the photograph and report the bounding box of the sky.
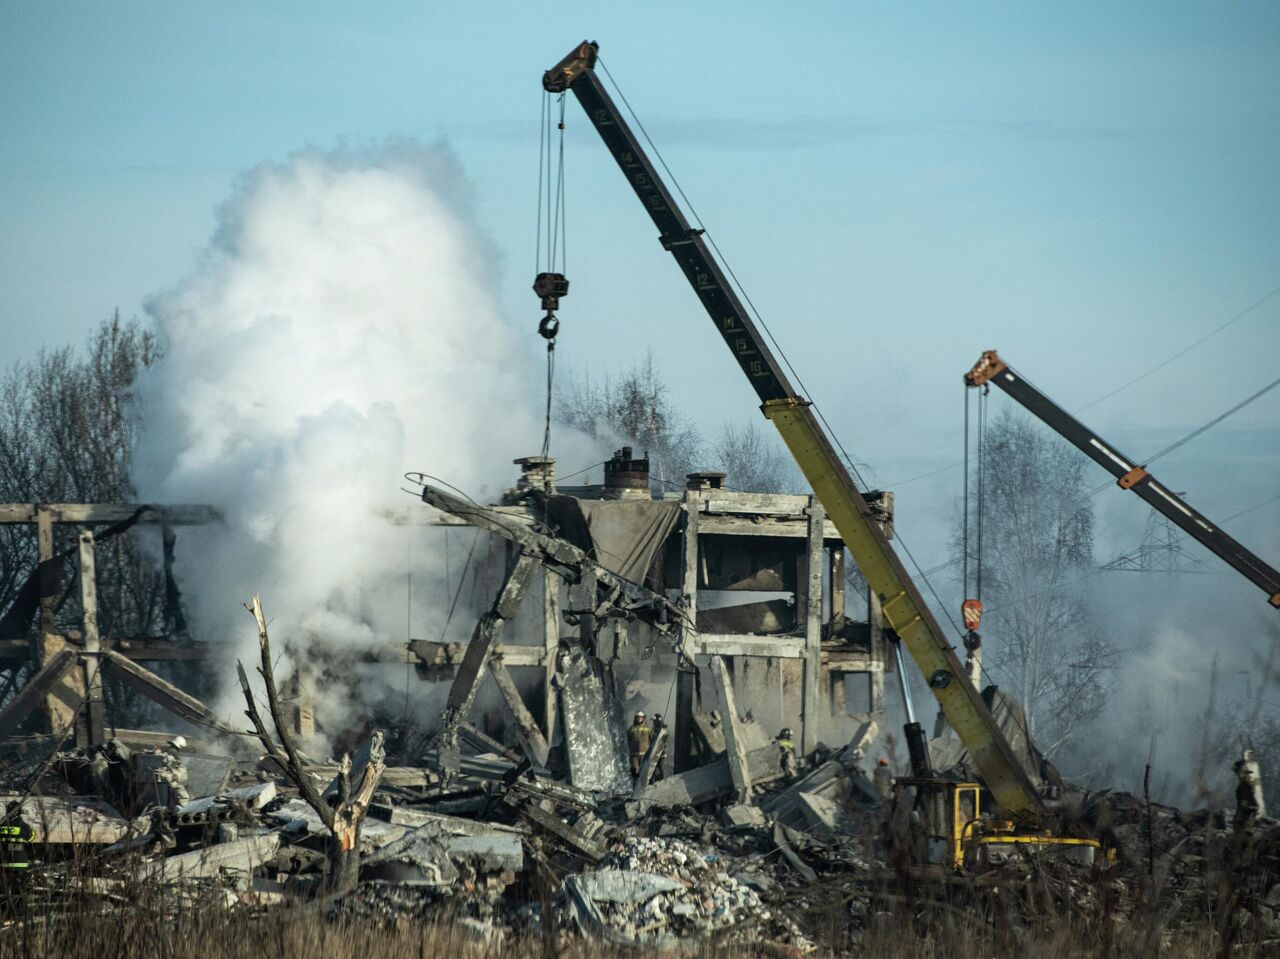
[2,1,1278,600]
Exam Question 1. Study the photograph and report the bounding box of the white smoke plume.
[133,144,547,740]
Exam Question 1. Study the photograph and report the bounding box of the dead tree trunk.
[237,594,385,894]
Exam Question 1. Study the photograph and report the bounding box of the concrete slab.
[138,833,280,888]
[797,791,854,836]
[558,645,631,796]
[724,803,766,827]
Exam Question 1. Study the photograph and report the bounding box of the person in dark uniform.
[628,711,652,779]
[648,713,668,782]
[776,727,798,781]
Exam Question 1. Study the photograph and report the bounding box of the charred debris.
[0,453,1277,953]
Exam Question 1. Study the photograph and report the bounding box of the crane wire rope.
[597,60,969,639]
[536,92,570,462]
[1077,282,1280,414]
[976,387,987,604]
[963,387,971,601]
[1076,372,1280,502]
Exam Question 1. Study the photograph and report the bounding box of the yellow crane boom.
[544,41,1045,824]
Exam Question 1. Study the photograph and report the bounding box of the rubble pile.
[3,725,1280,954]
[563,834,812,948]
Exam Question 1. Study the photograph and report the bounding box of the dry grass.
[0,872,1262,959]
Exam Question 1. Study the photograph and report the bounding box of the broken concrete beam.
[557,644,631,796]
[136,833,281,888]
[176,781,277,823]
[439,552,539,738]
[0,794,131,844]
[0,648,79,740]
[723,803,766,828]
[174,797,233,825]
[797,791,855,836]
[424,751,550,781]
[516,800,605,863]
[224,780,277,809]
[631,743,783,809]
[293,763,436,790]
[710,656,751,804]
[444,833,524,873]
[772,821,816,882]
[369,803,527,837]
[459,722,522,764]
[504,772,598,811]
[759,759,842,809]
[269,798,406,850]
[489,657,551,767]
[103,649,220,728]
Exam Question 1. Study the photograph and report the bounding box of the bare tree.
[556,352,702,490]
[954,408,1118,758]
[238,594,384,893]
[0,312,166,641]
[710,420,799,493]
[557,353,800,494]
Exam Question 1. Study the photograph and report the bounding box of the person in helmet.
[873,757,894,807]
[648,713,668,783]
[627,711,652,779]
[776,727,798,781]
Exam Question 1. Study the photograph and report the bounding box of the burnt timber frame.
[0,503,220,746]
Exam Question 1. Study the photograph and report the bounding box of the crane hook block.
[961,598,983,631]
[534,272,569,311]
[534,273,569,342]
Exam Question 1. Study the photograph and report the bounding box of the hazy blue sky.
[3,2,1278,593]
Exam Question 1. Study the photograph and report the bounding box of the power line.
[1077,282,1280,413]
[1143,374,1280,465]
[1078,373,1280,501]
[1222,492,1280,525]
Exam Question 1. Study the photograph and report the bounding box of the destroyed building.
[405,447,895,790]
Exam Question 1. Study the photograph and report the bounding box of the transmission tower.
[1102,509,1207,575]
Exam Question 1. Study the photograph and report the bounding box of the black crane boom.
[967,350,1280,608]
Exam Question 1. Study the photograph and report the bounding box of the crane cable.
[535,91,570,460]
[961,384,987,651]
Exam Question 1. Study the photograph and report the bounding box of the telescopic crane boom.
[544,41,1045,825]
[966,350,1280,609]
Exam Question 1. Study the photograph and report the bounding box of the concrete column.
[543,569,560,742]
[674,668,696,772]
[830,547,846,627]
[710,655,751,803]
[674,493,701,771]
[801,497,825,754]
[78,530,106,746]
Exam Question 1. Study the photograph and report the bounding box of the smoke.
[1054,569,1279,806]
[133,144,547,741]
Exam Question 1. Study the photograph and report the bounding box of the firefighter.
[1234,751,1265,837]
[777,727,798,781]
[873,757,894,806]
[648,713,668,782]
[627,711,652,779]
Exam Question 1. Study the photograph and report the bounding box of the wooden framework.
[0,503,220,747]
